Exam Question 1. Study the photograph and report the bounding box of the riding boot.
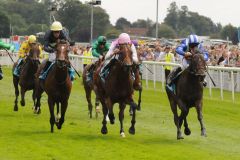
[166,67,182,92]
[39,61,52,80]
[13,59,24,76]
[133,64,142,91]
[166,67,182,86]
[68,64,75,81]
[0,65,3,80]
[86,64,96,83]
[100,59,116,82]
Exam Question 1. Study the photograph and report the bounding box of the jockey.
[39,21,75,80]
[0,40,15,80]
[13,35,41,76]
[86,36,110,82]
[166,34,209,91]
[100,33,142,90]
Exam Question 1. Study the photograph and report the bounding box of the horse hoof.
[14,106,18,111]
[184,128,191,136]
[177,136,184,140]
[129,110,133,116]
[129,127,135,135]
[201,129,207,137]
[120,132,126,138]
[37,109,41,114]
[20,101,25,107]
[101,127,108,134]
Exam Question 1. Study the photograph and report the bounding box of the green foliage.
[150,23,177,38]
[221,24,238,44]
[0,11,10,37]
[0,67,240,160]
[105,26,121,39]
[115,17,131,30]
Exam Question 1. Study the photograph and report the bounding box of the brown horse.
[13,43,41,111]
[166,52,207,140]
[94,44,138,137]
[34,41,72,132]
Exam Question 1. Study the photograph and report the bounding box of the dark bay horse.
[82,60,103,118]
[166,52,207,140]
[13,43,41,111]
[94,44,138,137]
[34,41,72,132]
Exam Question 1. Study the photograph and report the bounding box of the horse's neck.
[181,69,201,86]
[22,60,38,75]
[53,64,68,83]
[110,64,132,85]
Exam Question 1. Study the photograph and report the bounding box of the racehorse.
[94,44,139,137]
[13,43,41,111]
[166,52,207,140]
[34,40,72,133]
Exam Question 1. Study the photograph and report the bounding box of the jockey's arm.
[131,44,139,64]
[18,42,28,58]
[105,42,116,60]
[43,31,55,53]
[198,45,209,61]
[175,43,187,56]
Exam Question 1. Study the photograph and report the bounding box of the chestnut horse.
[34,41,72,132]
[94,44,138,137]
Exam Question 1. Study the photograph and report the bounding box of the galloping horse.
[94,44,138,137]
[34,40,72,132]
[166,51,207,139]
[13,43,41,111]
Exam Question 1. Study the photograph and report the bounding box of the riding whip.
[206,65,216,87]
[4,49,15,63]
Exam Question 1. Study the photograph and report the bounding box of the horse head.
[27,43,41,65]
[55,40,70,68]
[116,44,133,68]
[188,51,206,81]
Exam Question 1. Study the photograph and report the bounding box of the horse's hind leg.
[13,76,19,111]
[119,103,126,137]
[20,88,26,107]
[196,101,207,137]
[137,88,142,111]
[48,98,55,133]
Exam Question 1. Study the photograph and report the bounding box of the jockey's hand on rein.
[184,52,192,59]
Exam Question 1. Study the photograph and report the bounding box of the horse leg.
[13,76,19,111]
[57,101,68,130]
[20,88,26,107]
[181,108,191,136]
[101,101,108,134]
[95,95,101,118]
[137,88,142,111]
[106,97,115,124]
[129,102,137,135]
[119,103,126,137]
[169,99,183,140]
[56,102,61,123]
[84,85,93,118]
[34,86,43,114]
[48,98,55,133]
[196,101,207,137]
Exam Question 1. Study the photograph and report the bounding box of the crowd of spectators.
[70,41,240,67]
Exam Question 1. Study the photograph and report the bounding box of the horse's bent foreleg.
[34,85,43,114]
[85,85,93,118]
[105,97,114,124]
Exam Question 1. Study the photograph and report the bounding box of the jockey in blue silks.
[166,34,209,91]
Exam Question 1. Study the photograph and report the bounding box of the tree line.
[0,0,239,44]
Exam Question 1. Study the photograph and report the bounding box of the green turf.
[0,66,240,160]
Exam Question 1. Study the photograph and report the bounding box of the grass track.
[0,66,239,160]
